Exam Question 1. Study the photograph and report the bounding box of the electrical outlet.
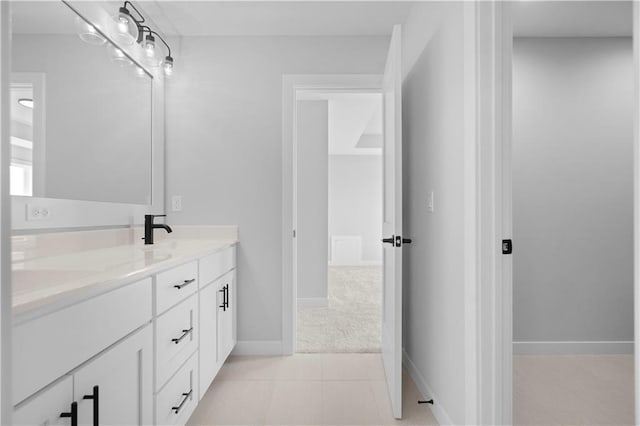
[26,204,52,221]
[171,195,183,212]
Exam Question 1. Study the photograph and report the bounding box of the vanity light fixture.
[17,98,33,109]
[109,2,177,77]
[109,1,144,46]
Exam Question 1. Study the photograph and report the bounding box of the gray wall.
[401,2,467,424]
[165,36,389,343]
[297,100,328,300]
[513,37,634,346]
[328,155,382,264]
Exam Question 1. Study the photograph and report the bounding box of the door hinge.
[502,239,512,255]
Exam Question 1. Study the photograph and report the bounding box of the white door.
[381,24,403,420]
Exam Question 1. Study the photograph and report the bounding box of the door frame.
[479,1,640,424]
[281,74,383,354]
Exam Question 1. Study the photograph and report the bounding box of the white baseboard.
[297,298,328,308]
[328,261,382,267]
[513,340,633,355]
[232,340,284,355]
[402,349,455,426]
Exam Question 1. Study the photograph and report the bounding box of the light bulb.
[143,34,156,58]
[109,6,138,46]
[75,16,106,45]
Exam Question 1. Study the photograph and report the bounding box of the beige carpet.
[296,266,382,353]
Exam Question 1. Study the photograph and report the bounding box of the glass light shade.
[75,16,106,45]
[106,44,132,67]
[109,7,138,46]
[163,56,174,77]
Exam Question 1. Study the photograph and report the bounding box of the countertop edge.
[13,240,238,325]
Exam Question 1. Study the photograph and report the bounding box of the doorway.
[295,92,383,353]
[507,2,635,424]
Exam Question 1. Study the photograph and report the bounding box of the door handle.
[82,385,99,426]
[382,236,395,244]
[60,401,78,426]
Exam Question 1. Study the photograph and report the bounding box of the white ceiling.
[137,1,413,37]
[513,1,632,37]
[299,93,381,156]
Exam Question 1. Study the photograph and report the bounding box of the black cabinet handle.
[219,287,226,311]
[174,278,196,289]
[171,327,193,344]
[60,401,78,426]
[83,385,99,426]
[172,389,193,414]
[382,236,395,244]
[224,284,229,309]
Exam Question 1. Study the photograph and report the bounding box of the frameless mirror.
[10,1,153,205]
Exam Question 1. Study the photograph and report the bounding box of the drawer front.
[199,246,235,287]
[156,294,199,390]
[155,352,198,426]
[156,261,198,315]
[13,278,152,405]
[14,376,73,426]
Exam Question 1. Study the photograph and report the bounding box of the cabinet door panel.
[216,272,236,363]
[13,376,73,426]
[198,282,219,398]
[74,325,152,426]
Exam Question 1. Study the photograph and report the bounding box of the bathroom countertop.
[12,235,238,322]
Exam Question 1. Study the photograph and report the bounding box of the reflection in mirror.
[10,1,153,205]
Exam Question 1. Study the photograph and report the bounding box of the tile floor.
[513,355,634,425]
[188,353,439,425]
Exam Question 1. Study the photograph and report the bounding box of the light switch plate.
[171,196,183,212]
[427,191,434,213]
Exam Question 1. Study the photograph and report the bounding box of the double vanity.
[11,227,238,425]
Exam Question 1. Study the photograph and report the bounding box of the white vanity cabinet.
[197,248,237,399]
[13,241,237,426]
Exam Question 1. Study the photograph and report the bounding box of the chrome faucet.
[144,214,173,245]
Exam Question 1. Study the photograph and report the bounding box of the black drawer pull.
[172,389,193,414]
[82,385,99,426]
[224,284,229,309]
[171,327,193,344]
[174,278,196,289]
[219,287,226,311]
[60,401,78,426]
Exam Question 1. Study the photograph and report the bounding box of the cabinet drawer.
[199,246,235,287]
[156,352,198,426]
[156,294,198,390]
[13,278,152,405]
[156,261,198,315]
[14,376,73,425]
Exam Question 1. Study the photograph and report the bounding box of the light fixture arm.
[150,30,172,58]
[122,1,145,24]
